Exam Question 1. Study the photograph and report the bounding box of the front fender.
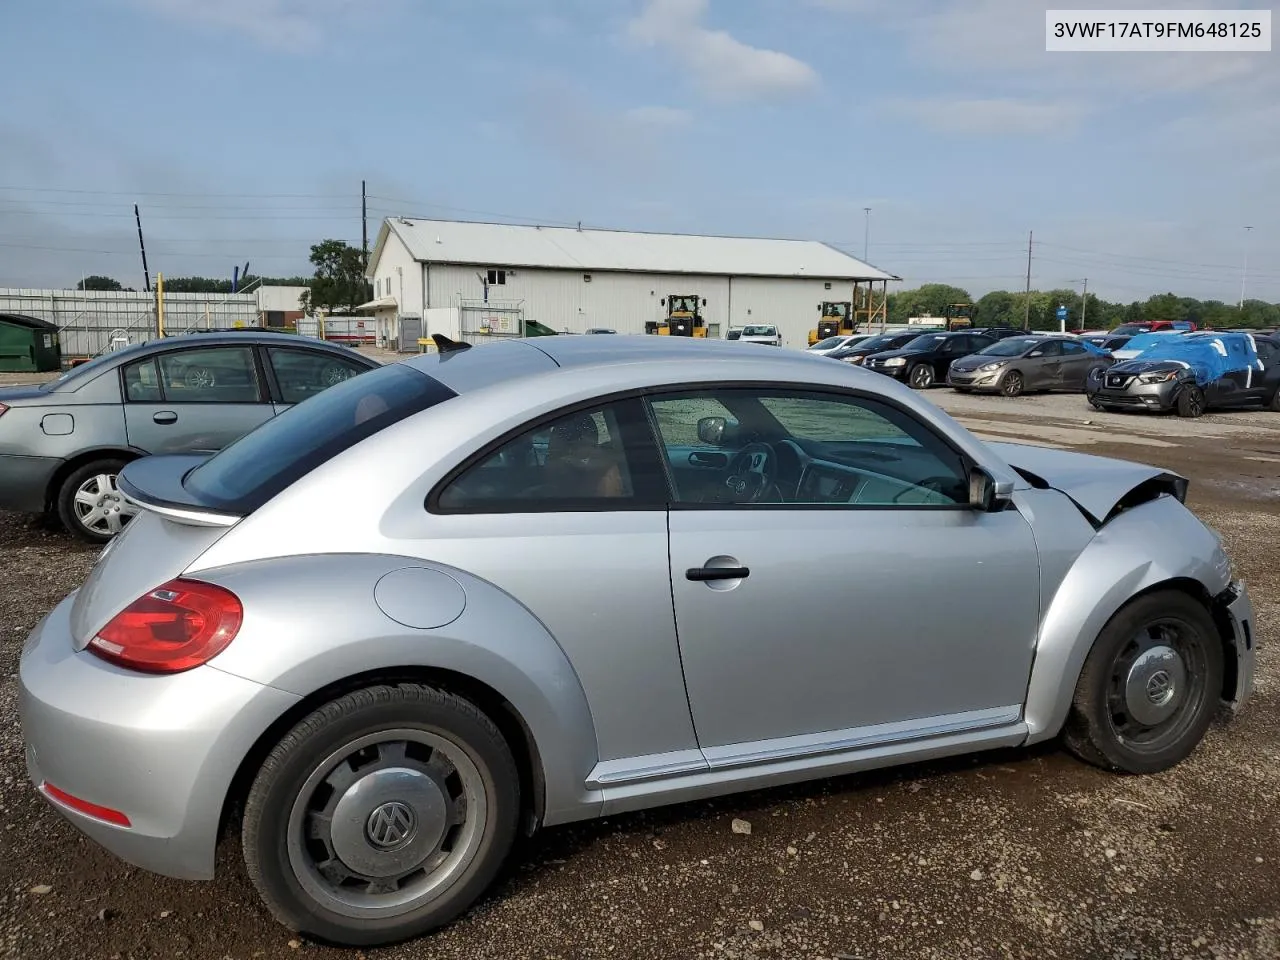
[194,553,603,826]
[1022,495,1233,743]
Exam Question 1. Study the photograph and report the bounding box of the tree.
[77,275,123,291]
[976,290,1019,327]
[887,284,972,324]
[303,239,370,314]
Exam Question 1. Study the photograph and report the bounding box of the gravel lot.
[1,366,1278,960]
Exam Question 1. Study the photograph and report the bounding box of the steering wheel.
[725,442,778,503]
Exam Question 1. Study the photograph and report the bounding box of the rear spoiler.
[117,454,243,528]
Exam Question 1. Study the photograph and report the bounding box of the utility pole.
[1240,225,1253,310]
[863,207,871,261]
[361,179,369,275]
[134,204,151,293]
[1080,277,1088,330]
[1022,230,1033,330]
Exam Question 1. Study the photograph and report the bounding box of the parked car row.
[816,326,1280,418]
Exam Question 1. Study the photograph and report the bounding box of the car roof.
[400,334,840,394]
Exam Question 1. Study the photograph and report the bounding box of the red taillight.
[87,578,242,674]
[42,782,132,827]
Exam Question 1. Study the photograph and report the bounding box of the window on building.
[486,269,506,285]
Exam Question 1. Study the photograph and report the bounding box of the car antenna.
[431,333,471,354]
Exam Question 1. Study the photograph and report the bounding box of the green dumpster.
[0,313,63,373]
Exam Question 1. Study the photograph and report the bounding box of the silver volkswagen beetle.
[19,333,1256,947]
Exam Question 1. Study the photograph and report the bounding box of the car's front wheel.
[908,363,934,389]
[1000,370,1025,397]
[1176,384,1206,418]
[1063,590,1223,775]
[242,683,521,947]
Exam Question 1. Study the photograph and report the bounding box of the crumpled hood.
[1109,358,1193,375]
[985,440,1187,526]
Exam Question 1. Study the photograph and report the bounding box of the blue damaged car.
[1086,332,1280,417]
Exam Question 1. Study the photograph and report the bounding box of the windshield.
[183,363,455,513]
[743,325,776,336]
[903,334,947,351]
[811,336,848,350]
[979,337,1039,356]
[1111,324,1151,336]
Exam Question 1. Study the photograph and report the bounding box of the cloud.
[623,105,693,127]
[127,0,378,51]
[888,96,1089,135]
[626,0,819,101]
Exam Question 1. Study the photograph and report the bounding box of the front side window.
[1030,339,1064,357]
[646,388,969,507]
[432,398,669,512]
[157,346,261,403]
[184,363,455,513]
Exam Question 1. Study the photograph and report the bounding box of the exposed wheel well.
[1124,577,1240,704]
[218,667,546,845]
[44,449,142,512]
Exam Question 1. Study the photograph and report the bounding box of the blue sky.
[1,0,1277,304]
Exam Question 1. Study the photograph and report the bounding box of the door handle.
[686,565,750,582]
[153,411,178,425]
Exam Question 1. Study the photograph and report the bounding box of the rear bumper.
[0,453,61,512]
[18,593,300,881]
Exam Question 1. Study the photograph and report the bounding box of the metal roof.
[370,218,899,282]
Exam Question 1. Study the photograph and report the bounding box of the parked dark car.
[1086,333,1280,417]
[863,331,998,389]
[826,330,929,366]
[948,335,1113,396]
[0,331,381,542]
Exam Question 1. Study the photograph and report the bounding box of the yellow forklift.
[645,294,708,337]
[807,301,855,346]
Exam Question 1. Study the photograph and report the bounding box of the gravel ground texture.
[0,369,1278,960]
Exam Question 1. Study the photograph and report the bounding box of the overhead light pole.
[863,207,871,261]
[1067,277,1088,331]
[1240,225,1253,310]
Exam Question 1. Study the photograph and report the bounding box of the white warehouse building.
[360,217,899,350]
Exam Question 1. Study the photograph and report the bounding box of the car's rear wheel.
[55,458,140,544]
[1000,371,1024,397]
[908,363,934,389]
[1176,384,1205,418]
[242,683,520,947]
[1268,387,1280,412]
[1062,590,1223,775]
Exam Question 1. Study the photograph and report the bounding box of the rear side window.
[183,363,456,513]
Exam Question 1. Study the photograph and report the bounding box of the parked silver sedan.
[947,334,1112,396]
[0,331,379,542]
[19,334,1255,947]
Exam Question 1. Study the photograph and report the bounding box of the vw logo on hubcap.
[365,801,416,850]
[1145,670,1174,705]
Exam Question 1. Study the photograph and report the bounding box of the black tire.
[1000,370,1024,397]
[1268,387,1280,412]
[1175,384,1205,418]
[242,683,521,947]
[54,457,135,544]
[908,363,934,389]
[1062,590,1223,775]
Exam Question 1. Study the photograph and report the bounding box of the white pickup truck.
[736,324,782,347]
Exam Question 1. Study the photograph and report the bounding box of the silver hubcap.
[912,367,932,387]
[287,729,487,920]
[73,473,139,536]
[1123,645,1187,726]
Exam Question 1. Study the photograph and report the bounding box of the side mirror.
[1028,349,1044,357]
[968,466,1012,512]
[697,416,739,446]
